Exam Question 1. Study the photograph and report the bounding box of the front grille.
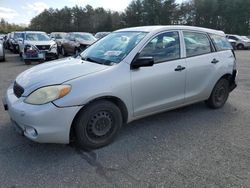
[35,45,50,51]
[13,81,24,98]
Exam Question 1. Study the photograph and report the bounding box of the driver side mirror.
[131,56,154,69]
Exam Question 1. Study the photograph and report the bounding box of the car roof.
[115,25,225,36]
[24,31,46,33]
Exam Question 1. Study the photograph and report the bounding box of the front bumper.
[2,86,81,144]
[23,48,58,60]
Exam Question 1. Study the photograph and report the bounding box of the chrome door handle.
[175,65,186,71]
[211,58,219,64]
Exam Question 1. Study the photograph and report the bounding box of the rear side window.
[210,34,232,51]
[139,31,180,63]
[183,31,212,57]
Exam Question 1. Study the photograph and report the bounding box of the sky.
[0,0,184,25]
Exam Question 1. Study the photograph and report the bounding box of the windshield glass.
[26,33,50,41]
[54,33,66,39]
[240,36,249,40]
[14,32,24,39]
[80,31,147,64]
[75,33,96,41]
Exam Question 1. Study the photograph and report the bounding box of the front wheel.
[205,78,229,109]
[74,100,123,149]
[61,46,67,57]
[237,44,245,50]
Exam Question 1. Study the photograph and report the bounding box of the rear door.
[183,31,220,103]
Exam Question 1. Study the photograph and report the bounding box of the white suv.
[3,26,237,149]
[19,31,58,64]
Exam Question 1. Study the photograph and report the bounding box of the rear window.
[210,34,232,51]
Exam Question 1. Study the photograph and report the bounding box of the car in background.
[9,31,24,53]
[4,33,11,49]
[19,31,58,64]
[0,37,5,62]
[3,26,237,149]
[94,32,111,40]
[50,32,67,54]
[61,32,96,56]
[226,34,250,50]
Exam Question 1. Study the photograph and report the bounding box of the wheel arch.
[70,96,129,141]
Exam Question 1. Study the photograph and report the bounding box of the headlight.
[25,85,71,105]
[50,43,57,49]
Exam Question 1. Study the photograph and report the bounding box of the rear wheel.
[74,100,122,149]
[205,78,229,109]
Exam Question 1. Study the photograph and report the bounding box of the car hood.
[77,39,96,45]
[24,40,56,46]
[16,57,109,95]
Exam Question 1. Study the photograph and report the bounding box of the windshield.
[75,33,96,41]
[14,33,24,39]
[80,31,147,64]
[25,33,50,41]
[240,36,249,40]
[54,33,66,39]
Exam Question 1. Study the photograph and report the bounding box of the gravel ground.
[0,51,249,188]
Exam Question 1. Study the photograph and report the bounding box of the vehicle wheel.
[205,78,229,109]
[24,60,31,65]
[38,59,45,64]
[74,100,123,149]
[61,46,67,57]
[237,44,245,50]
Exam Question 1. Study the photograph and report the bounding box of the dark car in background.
[61,32,96,56]
[9,32,24,53]
[94,32,111,40]
[50,32,67,54]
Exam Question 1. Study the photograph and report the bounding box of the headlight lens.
[25,85,71,105]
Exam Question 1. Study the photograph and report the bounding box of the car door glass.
[139,31,180,63]
[210,34,232,51]
[183,31,212,57]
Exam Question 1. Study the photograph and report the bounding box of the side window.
[183,31,212,57]
[139,31,180,63]
[65,34,70,40]
[210,34,232,51]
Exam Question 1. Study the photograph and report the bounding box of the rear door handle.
[175,65,186,72]
[211,58,219,64]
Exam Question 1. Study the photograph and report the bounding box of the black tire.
[74,100,123,149]
[237,44,245,50]
[24,60,31,65]
[205,78,229,109]
[61,46,67,57]
[38,59,45,64]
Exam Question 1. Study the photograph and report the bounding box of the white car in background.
[226,34,250,50]
[19,31,58,64]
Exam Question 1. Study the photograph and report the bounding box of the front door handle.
[211,58,219,64]
[175,65,186,72]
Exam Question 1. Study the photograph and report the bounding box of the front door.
[131,31,186,117]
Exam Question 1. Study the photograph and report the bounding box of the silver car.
[3,26,237,149]
[226,34,250,50]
